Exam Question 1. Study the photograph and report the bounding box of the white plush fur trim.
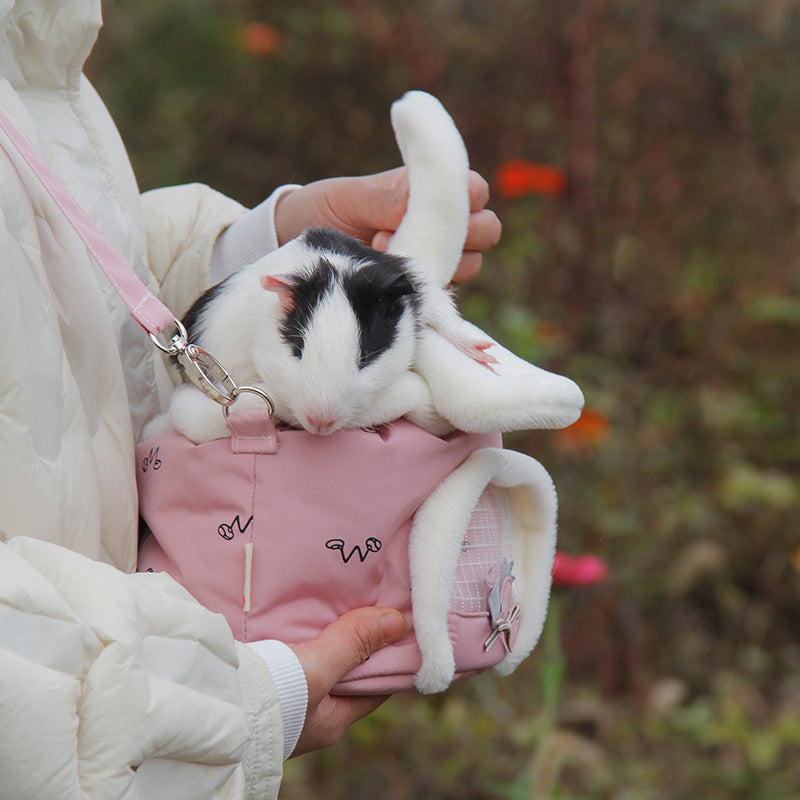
[415,322,585,433]
[387,91,469,287]
[410,448,557,693]
[490,451,558,676]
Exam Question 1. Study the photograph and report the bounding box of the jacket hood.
[0,0,101,90]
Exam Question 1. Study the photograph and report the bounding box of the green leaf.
[746,294,800,325]
[718,462,799,511]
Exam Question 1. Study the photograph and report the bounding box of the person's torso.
[0,0,164,569]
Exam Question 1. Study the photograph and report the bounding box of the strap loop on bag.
[224,387,279,455]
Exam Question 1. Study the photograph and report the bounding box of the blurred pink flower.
[552,551,609,587]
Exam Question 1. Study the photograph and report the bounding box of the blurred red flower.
[495,159,567,199]
[240,22,282,58]
[552,551,609,587]
[555,408,611,451]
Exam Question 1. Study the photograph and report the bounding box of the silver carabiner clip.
[177,344,238,407]
[149,320,275,415]
[148,319,189,357]
[149,320,237,407]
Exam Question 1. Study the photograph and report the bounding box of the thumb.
[293,607,407,702]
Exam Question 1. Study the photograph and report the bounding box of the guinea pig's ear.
[260,274,296,311]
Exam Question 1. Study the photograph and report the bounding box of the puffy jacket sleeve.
[140,183,247,318]
[0,536,284,800]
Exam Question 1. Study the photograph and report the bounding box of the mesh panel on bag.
[450,485,511,614]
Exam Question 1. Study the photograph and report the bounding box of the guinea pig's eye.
[377,294,398,312]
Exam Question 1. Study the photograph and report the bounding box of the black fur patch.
[281,229,420,366]
[182,279,228,342]
[343,260,420,368]
[279,258,336,358]
[303,227,377,262]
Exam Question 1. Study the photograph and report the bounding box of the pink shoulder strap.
[0,108,175,336]
[0,107,270,411]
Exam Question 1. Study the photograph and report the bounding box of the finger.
[451,251,483,285]
[374,168,486,213]
[464,209,502,253]
[340,177,407,238]
[371,230,392,252]
[375,207,500,255]
[467,171,491,212]
[291,607,407,701]
[319,694,389,739]
[365,166,409,193]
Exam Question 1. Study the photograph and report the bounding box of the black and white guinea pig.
[155,90,500,443]
[174,226,431,438]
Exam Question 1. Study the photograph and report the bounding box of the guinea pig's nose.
[304,412,338,435]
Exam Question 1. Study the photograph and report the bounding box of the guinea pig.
[167,226,433,441]
[151,91,502,443]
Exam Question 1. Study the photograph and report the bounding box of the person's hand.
[287,606,407,757]
[274,167,501,284]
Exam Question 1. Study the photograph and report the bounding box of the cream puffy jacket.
[1,1,286,797]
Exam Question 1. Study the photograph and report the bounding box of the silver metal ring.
[222,385,276,419]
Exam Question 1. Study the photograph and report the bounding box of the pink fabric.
[137,419,508,693]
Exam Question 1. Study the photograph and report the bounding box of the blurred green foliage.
[88,1,800,797]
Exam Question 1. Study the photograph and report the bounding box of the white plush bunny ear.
[414,320,584,433]
[387,91,584,433]
[387,91,469,288]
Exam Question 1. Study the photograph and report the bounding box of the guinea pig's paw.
[424,300,501,372]
[404,405,454,436]
[169,384,229,444]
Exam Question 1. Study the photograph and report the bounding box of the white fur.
[410,447,557,694]
[388,91,470,287]
[416,321,585,432]
[387,92,584,432]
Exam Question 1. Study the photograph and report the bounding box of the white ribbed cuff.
[210,184,302,283]
[245,639,308,760]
